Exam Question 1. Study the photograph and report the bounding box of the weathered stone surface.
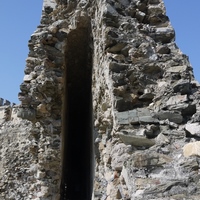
[17,107,36,121]
[157,45,170,54]
[166,94,188,106]
[118,132,155,147]
[155,133,170,145]
[153,27,175,43]
[0,0,199,199]
[0,106,11,123]
[173,80,191,94]
[156,111,183,124]
[107,43,127,53]
[167,65,188,73]
[110,143,130,171]
[131,151,172,168]
[109,62,128,73]
[192,112,200,122]
[43,0,56,9]
[183,141,200,157]
[115,108,158,125]
[185,123,200,137]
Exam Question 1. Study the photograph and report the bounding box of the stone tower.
[0,0,200,199]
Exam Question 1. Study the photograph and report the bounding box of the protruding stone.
[173,80,191,94]
[156,111,183,124]
[107,43,127,53]
[118,132,155,148]
[157,45,170,54]
[154,27,175,43]
[183,142,200,157]
[132,152,172,168]
[185,123,200,137]
[23,72,37,82]
[111,143,130,171]
[167,65,188,73]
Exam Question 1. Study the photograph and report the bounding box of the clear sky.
[0,1,199,104]
[0,1,43,104]
[164,0,200,82]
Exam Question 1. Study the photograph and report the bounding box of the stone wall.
[0,0,200,199]
[0,98,16,124]
[0,98,12,106]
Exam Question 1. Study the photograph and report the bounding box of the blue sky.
[0,1,42,104]
[0,1,199,104]
[164,0,200,82]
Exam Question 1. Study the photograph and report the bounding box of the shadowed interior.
[60,26,93,199]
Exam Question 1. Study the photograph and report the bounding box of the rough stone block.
[17,108,36,121]
[173,80,191,94]
[132,152,172,168]
[167,65,187,73]
[156,111,183,124]
[128,109,138,124]
[109,62,128,73]
[183,141,200,157]
[43,0,56,9]
[138,116,159,124]
[166,95,188,106]
[154,27,175,43]
[118,132,155,147]
[115,111,129,124]
[185,123,200,137]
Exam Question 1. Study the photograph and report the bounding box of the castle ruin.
[0,0,200,199]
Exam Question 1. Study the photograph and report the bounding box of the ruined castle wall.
[0,0,200,199]
[0,101,35,199]
[0,98,18,123]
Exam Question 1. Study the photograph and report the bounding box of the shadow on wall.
[60,24,94,199]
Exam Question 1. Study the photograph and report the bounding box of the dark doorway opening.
[60,26,93,199]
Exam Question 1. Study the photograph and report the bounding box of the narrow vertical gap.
[60,24,93,200]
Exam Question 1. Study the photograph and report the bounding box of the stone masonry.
[0,0,200,199]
